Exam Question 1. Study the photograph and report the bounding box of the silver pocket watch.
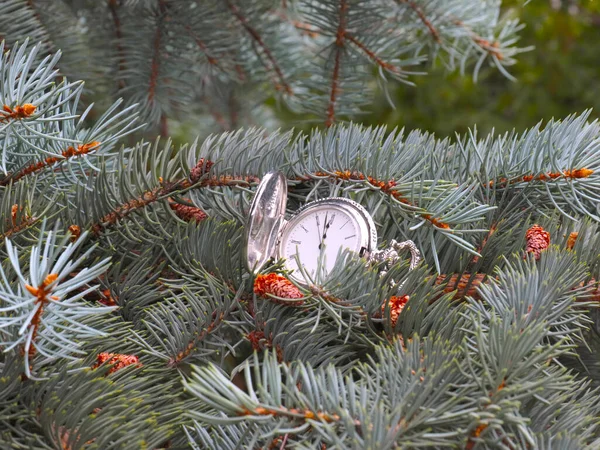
[244,171,421,285]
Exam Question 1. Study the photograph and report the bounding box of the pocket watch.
[244,171,421,285]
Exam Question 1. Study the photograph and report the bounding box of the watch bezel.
[276,197,378,281]
[244,171,288,273]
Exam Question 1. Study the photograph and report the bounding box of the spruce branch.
[0,222,113,378]
[225,0,293,95]
[107,0,127,91]
[393,0,441,43]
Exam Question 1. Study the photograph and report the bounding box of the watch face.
[279,200,372,282]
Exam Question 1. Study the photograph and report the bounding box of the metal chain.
[368,239,421,289]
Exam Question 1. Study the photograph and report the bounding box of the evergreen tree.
[0,0,526,135]
[2,4,600,450]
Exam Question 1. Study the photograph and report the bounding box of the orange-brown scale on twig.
[0,103,36,123]
[92,352,141,374]
[25,273,59,358]
[489,168,594,188]
[1,141,100,186]
[254,273,304,306]
[525,225,550,260]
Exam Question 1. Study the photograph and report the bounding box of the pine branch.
[324,0,347,128]
[0,141,100,187]
[148,0,167,107]
[225,0,293,95]
[107,0,126,91]
[394,0,441,43]
[0,222,113,378]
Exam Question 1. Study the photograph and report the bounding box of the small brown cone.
[384,295,409,327]
[566,231,578,250]
[525,225,550,260]
[189,158,215,183]
[92,352,141,374]
[169,202,208,223]
[253,273,304,305]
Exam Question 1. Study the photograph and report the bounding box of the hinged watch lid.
[245,170,288,273]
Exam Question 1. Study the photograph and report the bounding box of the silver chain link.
[368,239,421,289]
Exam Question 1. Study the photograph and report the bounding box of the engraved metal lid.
[245,171,287,273]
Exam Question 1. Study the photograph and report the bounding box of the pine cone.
[253,273,304,305]
[92,352,141,374]
[383,295,409,328]
[189,158,215,183]
[169,202,208,223]
[525,225,550,260]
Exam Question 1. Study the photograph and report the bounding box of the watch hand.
[319,212,327,250]
[322,213,335,240]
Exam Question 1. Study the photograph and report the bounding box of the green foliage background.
[280,1,600,137]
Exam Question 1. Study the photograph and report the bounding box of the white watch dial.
[280,206,361,280]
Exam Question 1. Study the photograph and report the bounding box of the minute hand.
[322,213,335,240]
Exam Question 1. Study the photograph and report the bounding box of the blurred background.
[4,0,597,142]
[278,0,600,138]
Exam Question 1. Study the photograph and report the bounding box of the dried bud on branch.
[525,225,550,260]
[567,232,579,250]
[254,273,304,305]
[169,202,208,223]
[0,103,36,123]
[383,295,409,327]
[189,158,215,183]
[92,352,141,374]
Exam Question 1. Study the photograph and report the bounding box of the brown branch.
[274,10,319,38]
[0,141,100,187]
[239,404,351,425]
[325,0,347,128]
[168,311,225,367]
[489,168,594,188]
[168,199,208,223]
[25,0,55,53]
[90,173,257,235]
[1,203,37,240]
[225,0,292,95]
[180,22,222,69]
[465,379,507,449]
[289,20,319,38]
[159,114,168,137]
[148,0,168,103]
[469,223,497,266]
[435,271,600,304]
[345,33,400,73]
[0,216,39,241]
[107,0,126,91]
[91,179,189,235]
[395,0,441,43]
[451,18,503,60]
[24,273,58,360]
